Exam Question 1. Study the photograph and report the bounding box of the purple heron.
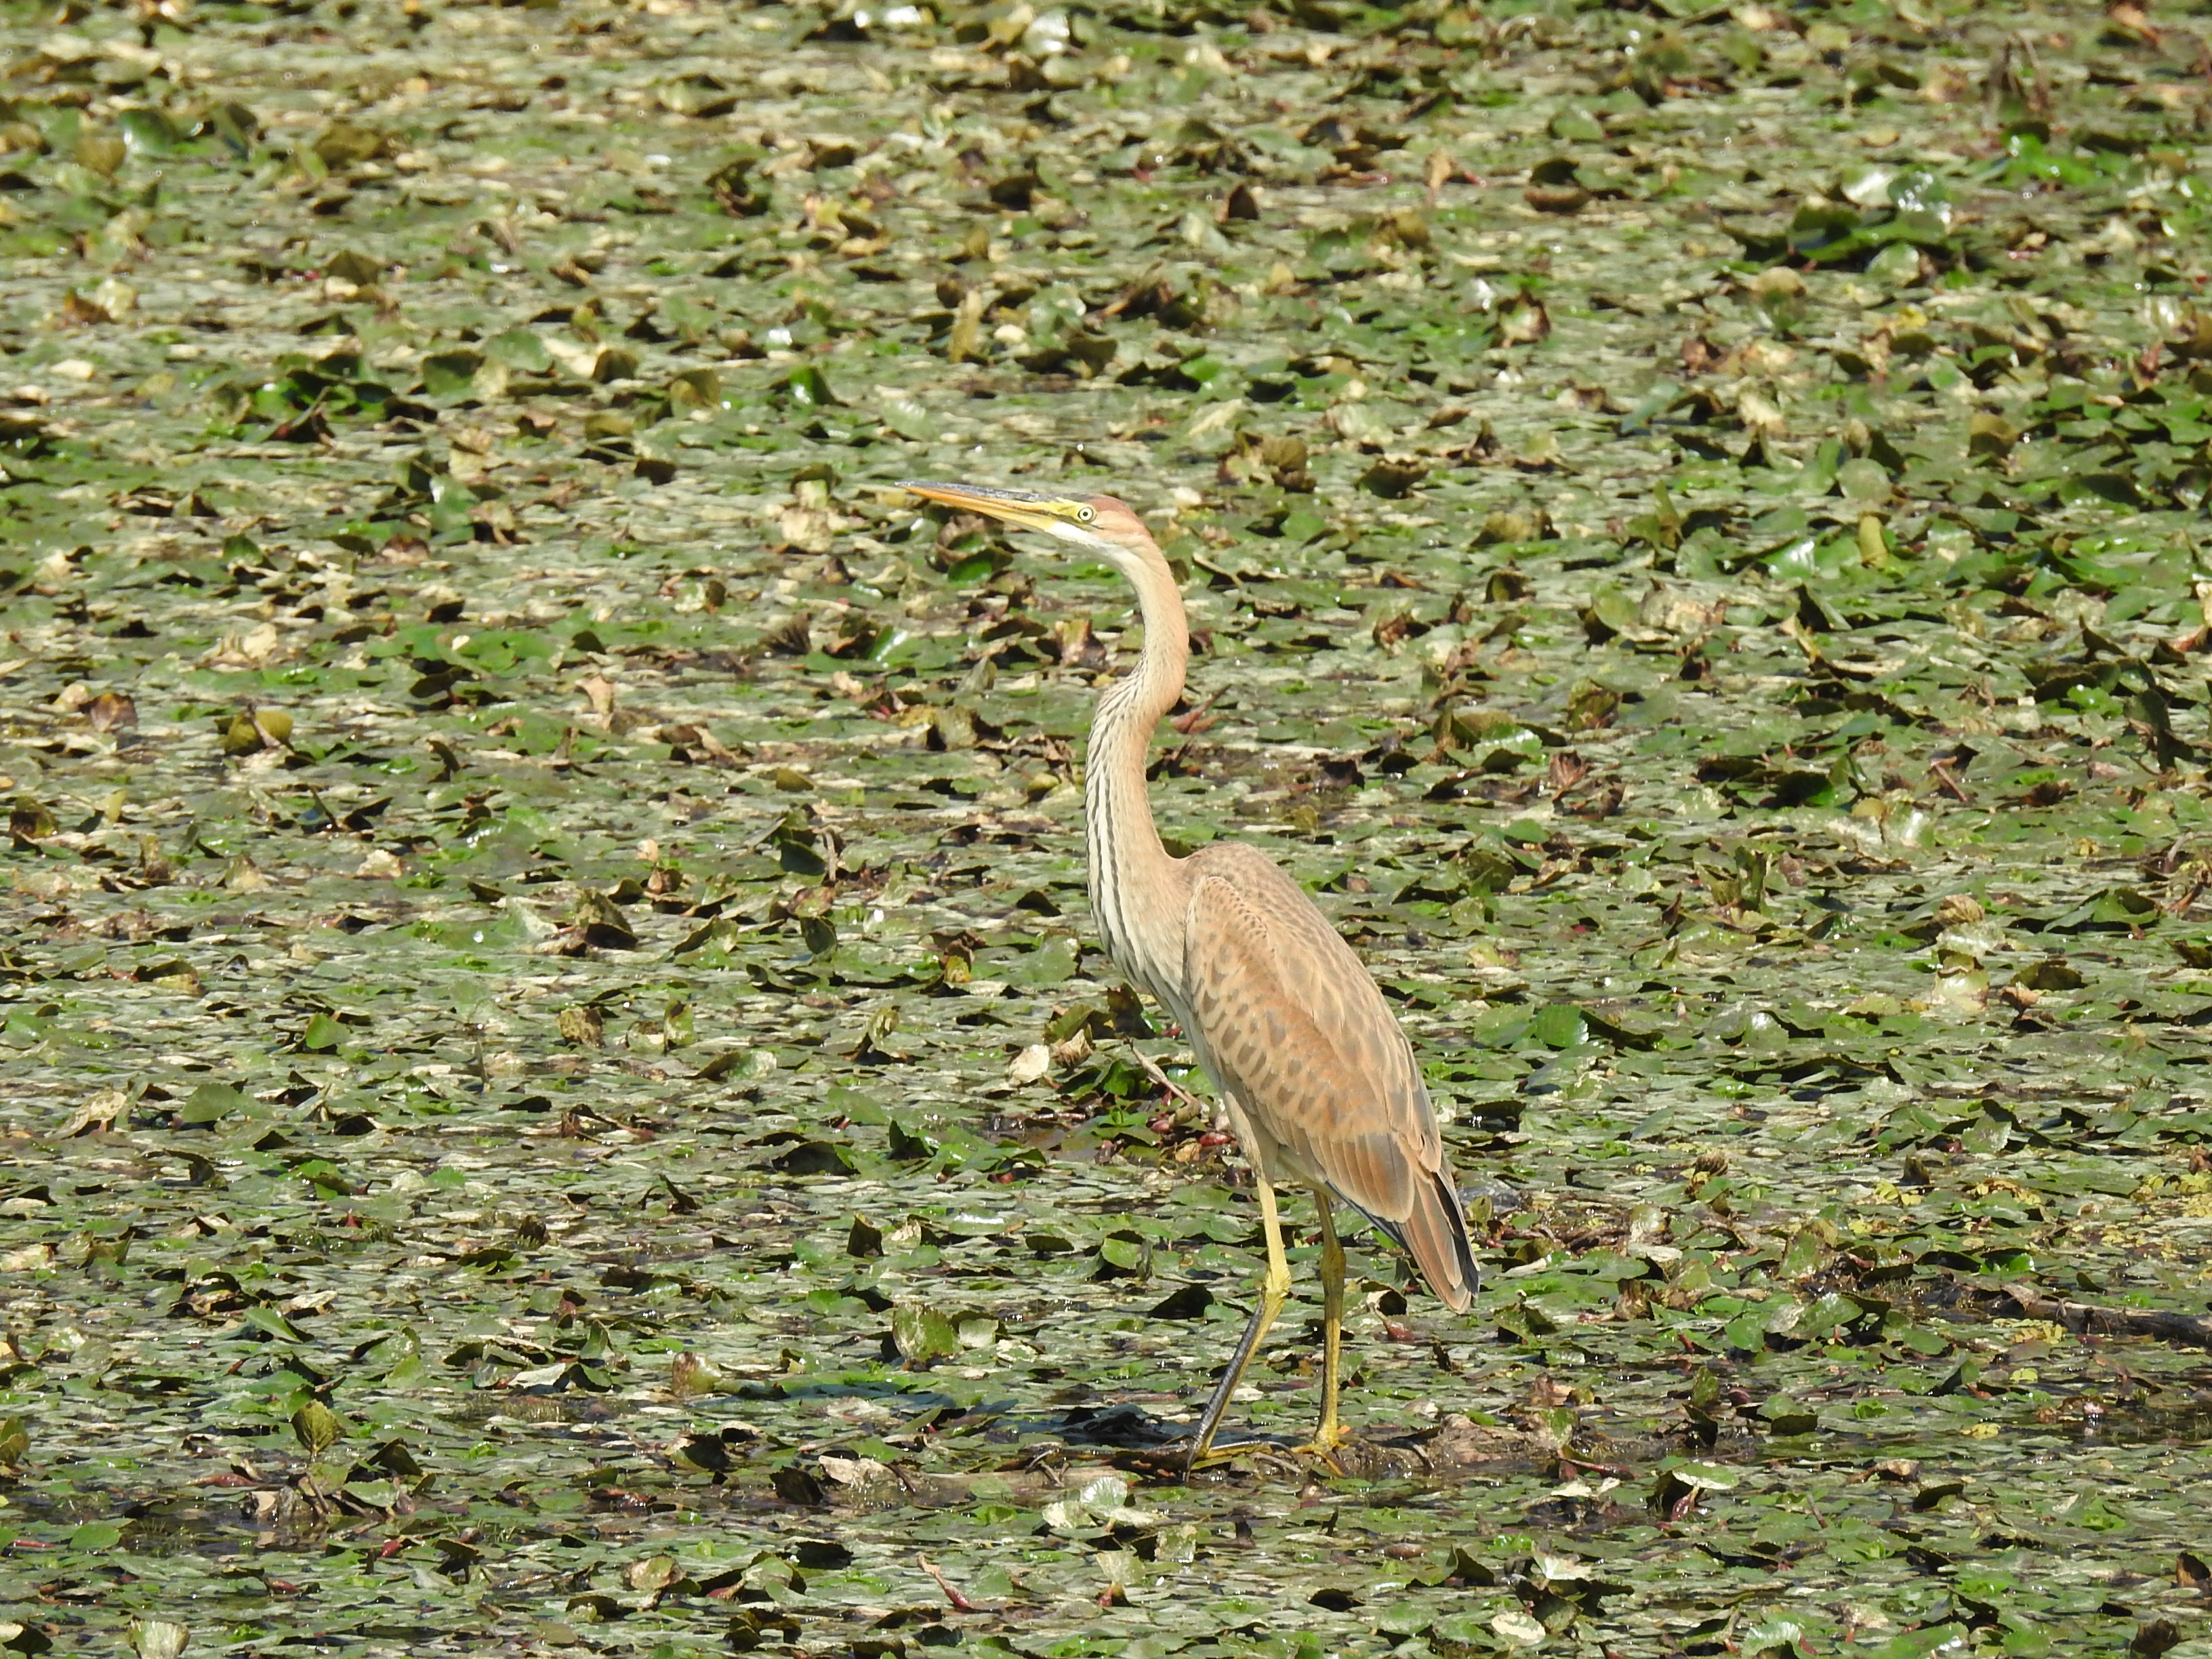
[899,480,1477,1471]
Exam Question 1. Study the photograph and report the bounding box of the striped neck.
[1081,537,1189,989]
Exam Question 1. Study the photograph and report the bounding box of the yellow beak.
[900,479,1090,535]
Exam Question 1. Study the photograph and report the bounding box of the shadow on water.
[1042,1401,1195,1450]
[2074,1395,2212,1448]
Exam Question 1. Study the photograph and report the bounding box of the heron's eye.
[1074,505,1095,523]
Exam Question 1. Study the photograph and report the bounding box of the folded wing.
[1181,841,1477,1311]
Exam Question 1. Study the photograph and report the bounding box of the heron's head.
[899,480,1157,571]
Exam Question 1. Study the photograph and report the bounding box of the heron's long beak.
[901,479,1090,535]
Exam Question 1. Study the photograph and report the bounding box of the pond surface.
[2,0,2211,1654]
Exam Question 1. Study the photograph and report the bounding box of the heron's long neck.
[1084,541,1189,993]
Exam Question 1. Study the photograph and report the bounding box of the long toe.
[1290,1437,1349,1477]
[1181,1431,1290,1475]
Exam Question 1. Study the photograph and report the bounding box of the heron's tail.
[1368,1170,1479,1311]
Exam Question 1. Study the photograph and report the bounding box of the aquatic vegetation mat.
[3,0,2212,1652]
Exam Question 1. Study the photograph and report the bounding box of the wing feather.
[1181,842,1476,1309]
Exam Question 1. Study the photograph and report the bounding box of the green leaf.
[485,329,552,372]
[421,351,485,398]
[180,1082,250,1125]
[889,1303,959,1365]
[1529,1003,1588,1048]
[117,108,178,155]
[244,1307,309,1343]
[1779,1227,1827,1279]
[300,1012,345,1051]
[782,365,840,407]
[291,1400,349,1456]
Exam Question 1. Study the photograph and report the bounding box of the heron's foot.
[1176,1434,1287,1477]
[1292,1427,1350,1476]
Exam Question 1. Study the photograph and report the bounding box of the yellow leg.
[1185,1174,1293,1473]
[1302,1189,1347,1457]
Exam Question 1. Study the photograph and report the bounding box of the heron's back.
[1170,841,1477,1311]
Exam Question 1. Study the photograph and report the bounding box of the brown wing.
[1179,841,1476,1310]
